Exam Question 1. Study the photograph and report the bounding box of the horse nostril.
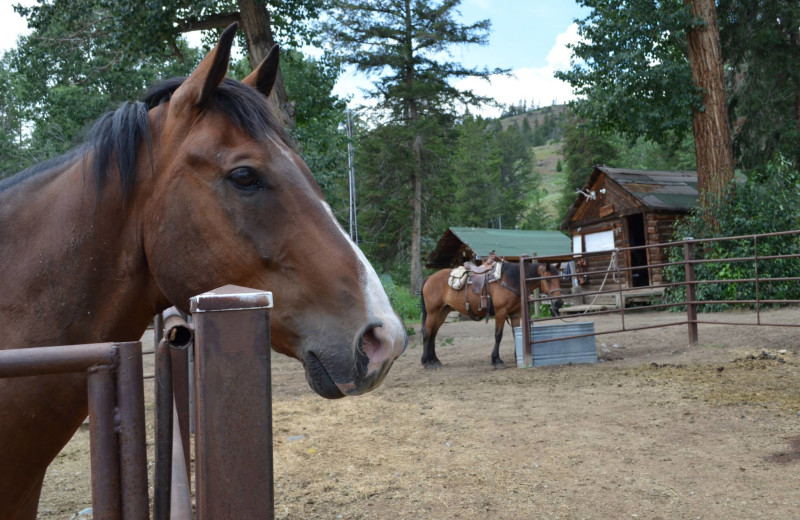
[360,326,382,359]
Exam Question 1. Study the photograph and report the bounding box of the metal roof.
[602,167,698,211]
[426,227,572,268]
[560,166,698,230]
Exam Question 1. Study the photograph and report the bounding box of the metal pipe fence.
[0,284,275,519]
[518,229,800,368]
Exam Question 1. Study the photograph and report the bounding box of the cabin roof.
[560,166,698,230]
[426,227,572,268]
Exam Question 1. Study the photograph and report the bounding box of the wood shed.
[559,166,698,291]
[426,227,572,269]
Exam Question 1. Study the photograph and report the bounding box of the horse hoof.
[423,360,443,370]
[493,360,506,370]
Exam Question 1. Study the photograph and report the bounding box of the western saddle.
[463,252,501,318]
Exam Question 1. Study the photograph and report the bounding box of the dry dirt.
[39,308,800,519]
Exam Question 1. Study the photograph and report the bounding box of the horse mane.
[501,261,523,290]
[501,261,550,291]
[0,77,288,198]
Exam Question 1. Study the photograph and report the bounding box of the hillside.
[496,105,571,229]
[498,104,568,133]
[533,140,565,224]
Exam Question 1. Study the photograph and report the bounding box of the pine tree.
[325,0,503,293]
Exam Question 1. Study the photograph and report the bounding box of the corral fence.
[0,284,275,520]
[518,229,800,368]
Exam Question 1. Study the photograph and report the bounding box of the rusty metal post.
[170,401,193,520]
[115,341,149,520]
[519,257,533,368]
[753,235,761,324]
[153,339,173,520]
[88,363,122,520]
[683,239,698,345]
[154,314,164,345]
[163,307,193,477]
[190,285,274,520]
[170,347,191,479]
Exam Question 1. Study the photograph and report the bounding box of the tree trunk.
[685,0,734,213]
[410,133,423,294]
[178,2,294,128]
[403,0,424,294]
[236,0,294,128]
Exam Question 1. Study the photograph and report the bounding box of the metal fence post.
[87,362,122,520]
[115,341,149,520]
[683,238,698,345]
[519,256,533,368]
[190,285,274,520]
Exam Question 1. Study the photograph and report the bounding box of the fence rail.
[517,229,800,368]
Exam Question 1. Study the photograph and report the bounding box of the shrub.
[664,155,800,311]
[380,274,421,326]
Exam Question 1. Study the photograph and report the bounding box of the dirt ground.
[39,308,800,519]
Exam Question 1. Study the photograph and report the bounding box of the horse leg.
[421,307,448,369]
[9,473,44,520]
[491,316,506,369]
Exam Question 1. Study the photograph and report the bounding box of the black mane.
[0,77,286,197]
[501,261,552,291]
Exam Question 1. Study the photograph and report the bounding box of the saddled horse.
[0,24,407,519]
[420,260,562,369]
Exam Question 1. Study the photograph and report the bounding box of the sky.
[0,0,589,118]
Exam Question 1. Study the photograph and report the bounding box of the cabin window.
[572,234,582,254]
[583,230,615,252]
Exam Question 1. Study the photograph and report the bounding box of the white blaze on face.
[319,201,407,368]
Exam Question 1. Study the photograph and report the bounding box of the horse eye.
[228,168,262,192]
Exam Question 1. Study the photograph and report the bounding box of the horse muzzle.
[302,319,407,399]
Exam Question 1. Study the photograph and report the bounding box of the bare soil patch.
[40,308,800,519]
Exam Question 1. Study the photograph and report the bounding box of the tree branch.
[176,12,241,33]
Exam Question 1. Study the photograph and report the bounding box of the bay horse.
[420,260,562,369]
[0,24,407,519]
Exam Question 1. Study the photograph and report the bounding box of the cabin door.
[626,213,650,287]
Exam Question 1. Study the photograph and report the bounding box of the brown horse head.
[534,263,564,315]
[0,25,411,517]
[135,25,406,398]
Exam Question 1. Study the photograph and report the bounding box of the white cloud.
[333,23,583,119]
[455,23,582,118]
[0,2,34,53]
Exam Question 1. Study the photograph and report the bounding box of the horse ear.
[242,44,280,97]
[171,23,238,112]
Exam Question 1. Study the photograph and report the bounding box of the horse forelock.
[0,76,291,199]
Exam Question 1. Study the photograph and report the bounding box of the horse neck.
[0,159,164,349]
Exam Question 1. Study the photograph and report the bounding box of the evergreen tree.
[325,0,503,293]
[719,0,800,168]
[557,0,733,212]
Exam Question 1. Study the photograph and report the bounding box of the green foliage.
[379,275,421,324]
[0,4,201,177]
[556,116,618,217]
[613,134,696,171]
[718,0,800,169]
[663,155,800,310]
[557,0,697,146]
[279,50,350,220]
[555,159,562,172]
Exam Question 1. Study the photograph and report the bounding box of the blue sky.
[0,0,589,116]
[332,0,590,116]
